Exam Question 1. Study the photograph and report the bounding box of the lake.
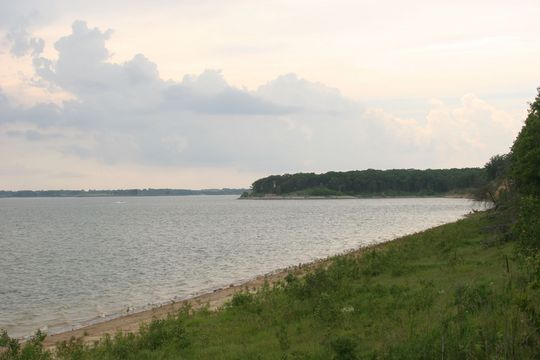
[0,195,484,338]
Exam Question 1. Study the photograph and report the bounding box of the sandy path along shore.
[41,255,340,350]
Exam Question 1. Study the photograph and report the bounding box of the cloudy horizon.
[1,1,539,190]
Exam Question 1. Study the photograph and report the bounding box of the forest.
[248,168,487,197]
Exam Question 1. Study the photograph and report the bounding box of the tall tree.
[511,88,540,197]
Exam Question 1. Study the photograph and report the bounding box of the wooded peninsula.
[244,168,488,198]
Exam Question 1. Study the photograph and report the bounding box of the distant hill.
[0,188,247,198]
[244,168,487,197]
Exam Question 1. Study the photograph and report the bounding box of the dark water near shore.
[0,196,484,337]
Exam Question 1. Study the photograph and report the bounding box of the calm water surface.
[0,195,483,337]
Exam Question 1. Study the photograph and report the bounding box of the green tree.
[484,154,510,181]
[511,88,540,197]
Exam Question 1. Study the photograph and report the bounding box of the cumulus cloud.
[5,23,44,57]
[370,94,521,168]
[0,20,524,188]
[256,73,357,114]
[5,26,44,57]
[163,71,291,115]
[1,2,45,58]
[29,21,289,119]
[33,21,160,108]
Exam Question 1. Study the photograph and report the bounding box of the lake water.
[0,195,484,338]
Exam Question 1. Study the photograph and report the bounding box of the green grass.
[2,210,540,359]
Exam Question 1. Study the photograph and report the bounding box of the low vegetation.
[2,89,539,359]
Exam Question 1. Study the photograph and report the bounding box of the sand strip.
[41,254,345,350]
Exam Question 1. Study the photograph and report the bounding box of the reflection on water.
[0,195,484,337]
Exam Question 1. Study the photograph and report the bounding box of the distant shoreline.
[0,189,247,198]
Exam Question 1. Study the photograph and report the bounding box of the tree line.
[249,168,487,196]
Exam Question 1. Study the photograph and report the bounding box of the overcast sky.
[1,0,539,190]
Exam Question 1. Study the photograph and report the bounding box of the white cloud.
[5,24,44,57]
[0,20,526,189]
[371,94,522,167]
[256,73,355,113]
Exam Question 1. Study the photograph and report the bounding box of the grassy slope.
[172,211,535,359]
[4,210,540,359]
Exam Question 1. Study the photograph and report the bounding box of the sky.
[0,0,539,190]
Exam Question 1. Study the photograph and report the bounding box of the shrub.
[330,336,358,360]
[515,196,540,252]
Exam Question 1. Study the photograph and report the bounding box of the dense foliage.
[484,154,511,182]
[249,168,487,196]
[511,88,540,251]
[511,88,540,198]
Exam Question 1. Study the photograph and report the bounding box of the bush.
[0,330,50,360]
[330,336,358,360]
[230,291,254,308]
[515,196,540,251]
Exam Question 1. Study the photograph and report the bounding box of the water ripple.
[0,196,484,337]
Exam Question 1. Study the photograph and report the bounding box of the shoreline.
[239,195,358,200]
[40,243,382,350]
[240,194,475,200]
[40,257,331,349]
[16,201,485,350]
